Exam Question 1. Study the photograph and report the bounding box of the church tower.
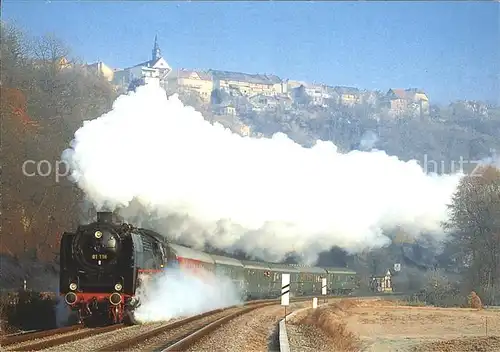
[152,35,161,62]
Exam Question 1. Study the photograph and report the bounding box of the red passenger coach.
[168,244,216,280]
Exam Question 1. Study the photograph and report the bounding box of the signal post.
[281,273,290,322]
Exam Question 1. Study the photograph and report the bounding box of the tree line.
[1,21,117,265]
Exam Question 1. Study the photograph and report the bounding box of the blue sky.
[3,1,499,104]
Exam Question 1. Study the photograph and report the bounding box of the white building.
[113,35,172,89]
[289,81,333,107]
[304,84,333,106]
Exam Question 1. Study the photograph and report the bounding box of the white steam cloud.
[62,83,464,263]
[55,296,72,327]
[133,267,242,323]
[481,149,500,169]
[358,130,379,151]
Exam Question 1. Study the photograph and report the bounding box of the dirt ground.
[290,298,500,352]
[346,300,500,351]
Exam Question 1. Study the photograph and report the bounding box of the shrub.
[0,290,58,332]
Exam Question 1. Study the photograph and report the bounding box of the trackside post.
[321,277,327,303]
[281,273,290,322]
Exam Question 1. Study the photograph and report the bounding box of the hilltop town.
[82,37,495,138]
[39,35,497,166]
[88,37,432,119]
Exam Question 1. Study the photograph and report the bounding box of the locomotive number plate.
[92,254,108,259]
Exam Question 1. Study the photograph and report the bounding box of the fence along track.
[0,325,83,347]
[4,324,124,351]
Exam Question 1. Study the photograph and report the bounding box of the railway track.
[1,325,83,348]
[1,293,404,351]
[0,299,295,351]
[3,329,39,338]
[124,294,407,352]
[1,324,124,351]
[0,299,300,352]
[96,301,277,352]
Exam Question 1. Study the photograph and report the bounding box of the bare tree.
[1,23,116,263]
[29,33,70,65]
[444,165,500,302]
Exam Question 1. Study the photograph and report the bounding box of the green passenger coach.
[324,267,357,295]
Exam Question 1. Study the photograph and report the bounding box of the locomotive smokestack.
[97,212,113,224]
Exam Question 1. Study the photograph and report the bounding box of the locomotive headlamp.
[69,282,77,291]
[109,293,122,305]
[114,283,123,291]
[94,231,103,239]
[65,292,78,305]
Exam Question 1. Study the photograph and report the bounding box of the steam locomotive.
[59,212,358,325]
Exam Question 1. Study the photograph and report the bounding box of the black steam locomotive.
[59,212,168,324]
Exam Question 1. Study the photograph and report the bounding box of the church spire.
[152,34,161,61]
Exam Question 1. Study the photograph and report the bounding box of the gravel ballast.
[38,322,165,352]
[186,301,313,352]
[286,323,337,352]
